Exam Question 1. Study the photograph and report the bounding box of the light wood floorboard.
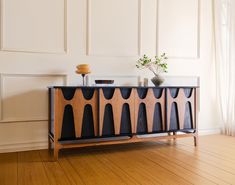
[0,153,17,185]
[1,135,235,185]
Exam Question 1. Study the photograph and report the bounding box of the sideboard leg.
[167,132,171,143]
[48,136,51,151]
[173,132,176,141]
[194,134,198,146]
[48,137,52,160]
[53,145,59,161]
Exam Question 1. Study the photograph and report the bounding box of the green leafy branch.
[136,53,168,76]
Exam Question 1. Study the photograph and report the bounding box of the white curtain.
[213,0,235,136]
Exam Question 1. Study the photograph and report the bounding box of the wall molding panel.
[157,0,200,59]
[86,0,142,57]
[0,0,219,154]
[139,0,157,56]
[0,121,48,153]
[0,0,67,54]
[0,73,67,123]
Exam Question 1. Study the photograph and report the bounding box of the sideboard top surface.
[48,85,199,89]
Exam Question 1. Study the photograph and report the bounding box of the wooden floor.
[1,135,235,185]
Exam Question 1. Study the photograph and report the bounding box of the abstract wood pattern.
[134,88,165,133]
[166,88,195,131]
[99,88,135,135]
[55,88,98,140]
[49,86,198,160]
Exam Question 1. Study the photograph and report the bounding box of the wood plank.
[66,148,140,185]
[158,143,229,184]
[75,146,162,185]
[58,158,85,185]
[107,142,229,185]
[178,136,235,161]
[171,142,235,172]
[38,149,85,185]
[18,151,50,185]
[93,153,140,185]
[3,135,235,185]
[132,147,216,185]
[182,134,235,151]
[147,142,233,185]
[39,150,73,185]
[98,145,192,185]
[66,151,128,185]
[0,153,18,185]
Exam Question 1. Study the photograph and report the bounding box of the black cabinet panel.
[169,102,179,131]
[120,88,132,99]
[137,103,148,134]
[81,105,95,138]
[184,102,193,129]
[153,88,164,99]
[102,88,115,99]
[82,88,95,100]
[137,88,148,99]
[120,103,132,135]
[153,103,163,132]
[61,105,76,140]
[61,88,76,100]
[102,104,115,136]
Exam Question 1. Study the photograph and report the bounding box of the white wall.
[0,0,220,152]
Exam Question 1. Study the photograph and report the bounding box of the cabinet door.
[99,88,135,137]
[55,88,98,141]
[135,88,165,134]
[166,88,196,131]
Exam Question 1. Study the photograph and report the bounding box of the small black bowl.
[95,80,114,84]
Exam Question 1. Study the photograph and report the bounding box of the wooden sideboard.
[48,86,199,160]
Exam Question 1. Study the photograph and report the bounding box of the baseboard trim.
[0,140,48,153]
[198,127,221,135]
[0,128,222,153]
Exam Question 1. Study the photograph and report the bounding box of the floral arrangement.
[136,53,168,76]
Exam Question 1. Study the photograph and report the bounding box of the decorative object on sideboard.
[151,75,165,86]
[138,77,148,87]
[144,78,148,86]
[95,80,114,85]
[136,53,168,86]
[138,76,144,86]
[76,64,91,85]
